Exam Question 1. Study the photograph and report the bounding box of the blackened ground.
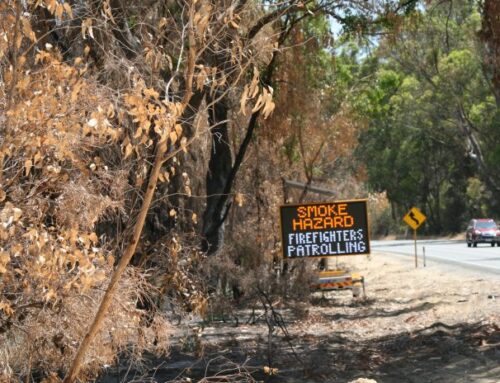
[98,253,500,383]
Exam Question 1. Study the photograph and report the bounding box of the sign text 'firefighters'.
[280,200,370,258]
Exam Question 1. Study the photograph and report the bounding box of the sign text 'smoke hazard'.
[280,200,370,258]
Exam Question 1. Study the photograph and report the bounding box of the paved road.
[372,239,500,275]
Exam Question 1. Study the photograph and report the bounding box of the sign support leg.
[414,229,418,268]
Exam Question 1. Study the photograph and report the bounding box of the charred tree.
[202,96,233,254]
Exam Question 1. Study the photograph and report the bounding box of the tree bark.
[202,95,232,254]
[200,19,293,255]
[480,0,500,106]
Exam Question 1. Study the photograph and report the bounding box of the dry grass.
[0,269,172,382]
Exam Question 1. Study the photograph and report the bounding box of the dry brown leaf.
[102,0,115,24]
[175,124,183,137]
[235,193,244,207]
[63,2,73,18]
[124,143,133,159]
[24,159,32,176]
[169,131,178,144]
[250,67,260,98]
[240,84,249,115]
[251,93,264,113]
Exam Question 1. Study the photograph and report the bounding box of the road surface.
[372,239,500,275]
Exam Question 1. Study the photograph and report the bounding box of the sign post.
[413,228,417,268]
[280,199,370,259]
[403,207,427,268]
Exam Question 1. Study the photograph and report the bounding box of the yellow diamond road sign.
[403,207,426,230]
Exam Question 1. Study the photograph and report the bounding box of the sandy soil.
[287,253,500,382]
[101,253,500,383]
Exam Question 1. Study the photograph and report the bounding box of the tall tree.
[480,0,500,106]
[357,0,500,232]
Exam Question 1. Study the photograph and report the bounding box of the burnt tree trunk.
[202,96,233,254]
[200,34,283,255]
[199,16,302,255]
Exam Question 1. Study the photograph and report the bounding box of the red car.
[466,219,500,247]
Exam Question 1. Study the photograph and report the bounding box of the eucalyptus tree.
[357,0,500,232]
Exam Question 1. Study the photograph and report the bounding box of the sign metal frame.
[279,199,370,259]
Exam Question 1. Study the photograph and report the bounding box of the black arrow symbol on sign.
[409,211,420,226]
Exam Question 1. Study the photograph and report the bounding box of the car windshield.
[476,221,497,229]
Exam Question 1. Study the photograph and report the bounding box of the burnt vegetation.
[1,0,500,382]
